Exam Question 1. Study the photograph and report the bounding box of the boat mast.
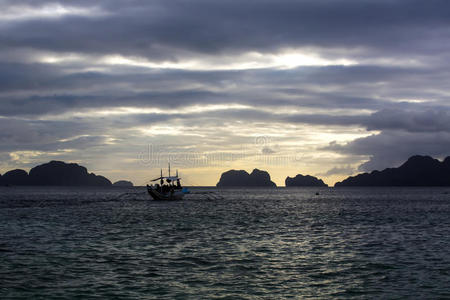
[167,163,171,186]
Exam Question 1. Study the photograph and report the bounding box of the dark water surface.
[1,187,450,299]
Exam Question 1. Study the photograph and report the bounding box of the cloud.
[0,62,438,118]
[1,0,450,185]
[366,108,450,133]
[2,0,450,61]
[325,131,450,172]
[317,166,356,177]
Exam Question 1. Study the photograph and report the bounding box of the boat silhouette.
[146,164,190,200]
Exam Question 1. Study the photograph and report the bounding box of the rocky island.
[0,161,112,186]
[216,168,277,187]
[113,180,134,187]
[285,174,327,187]
[1,169,29,186]
[335,155,450,187]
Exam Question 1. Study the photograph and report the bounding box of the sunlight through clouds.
[37,50,357,71]
[1,0,450,185]
[0,3,107,22]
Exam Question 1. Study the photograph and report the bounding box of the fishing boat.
[146,164,190,200]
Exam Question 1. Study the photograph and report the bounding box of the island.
[285,174,327,187]
[113,180,134,187]
[1,169,29,186]
[335,155,450,186]
[216,168,277,187]
[0,161,112,186]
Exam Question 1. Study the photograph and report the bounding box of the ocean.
[1,187,449,299]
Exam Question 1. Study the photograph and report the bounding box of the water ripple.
[1,186,450,298]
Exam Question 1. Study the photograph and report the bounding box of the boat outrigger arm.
[146,164,190,200]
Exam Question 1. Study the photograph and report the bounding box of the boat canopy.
[151,176,180,182]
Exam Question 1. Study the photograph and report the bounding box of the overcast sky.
[1,0,450,185]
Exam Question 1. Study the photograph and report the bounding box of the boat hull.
[147,185,184,201]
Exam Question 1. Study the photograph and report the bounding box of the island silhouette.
[216,169,277,187]
[113,180,134,187]
[0,169,29,186]
[2,155,450,187]
[0,161,112,186]
[285,174,328,187]
[335,155,450,186]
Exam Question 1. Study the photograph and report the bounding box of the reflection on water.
[1,187,450,299]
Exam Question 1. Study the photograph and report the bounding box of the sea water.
[1,187,449,299]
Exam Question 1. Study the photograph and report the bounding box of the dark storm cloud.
[0,89,227,116]
[0,62,239,93]
[2,0,450,59]
[2,0,450,180]
[0,62,442,117]
[127,106,450,134]
[174,105,450,134]
[0,62,61,91]
[366,108,450,133]
[0,118,93,150]
[317,166,356,177]
[321,107,450,171]
[0,112,174,153]
[326,131,450,172]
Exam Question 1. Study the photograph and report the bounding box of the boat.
[146,164,190,200]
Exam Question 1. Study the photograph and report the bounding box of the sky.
[1,0,450,186]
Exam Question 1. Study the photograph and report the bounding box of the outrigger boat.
[146,164,190,200]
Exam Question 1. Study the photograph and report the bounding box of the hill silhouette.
[217,169,276,187]
[2,169,29,186]
[285,174,327,187]
[113,180,134,187]
[1,161,111,186]
[335,155,450,186]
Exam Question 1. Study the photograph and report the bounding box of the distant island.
[217,169,277,187]
[335,155,450,187]
[4,155,450,188]
[285,174,327,187]
[0,169,29,186]
[0,161,112,186]
[113,180,134,187]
